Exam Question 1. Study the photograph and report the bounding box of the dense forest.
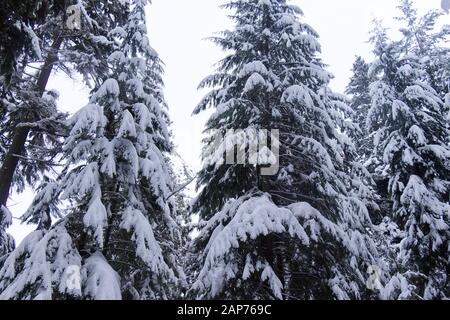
[0,0,448,300]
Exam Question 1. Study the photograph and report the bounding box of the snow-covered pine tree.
[396,0,450,99]
[190,0,379,300]
[367,28,450,300]
[0,0,129,221]
[346,56,374,160]
[0,0,180,300]
[0,0,69,212]
[0,0,132,261]
[345,56,384,224]
[167,155,195,295]
[0,0,61,257]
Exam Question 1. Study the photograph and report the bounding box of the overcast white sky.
[7,0,446,245]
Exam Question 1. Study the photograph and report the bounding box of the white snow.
[120,207,175,278]
[243,73,267,93]
[90,79,120,102]
[83,197,108,246]
[239,61,268,78]
[22,23,42,60]
[82,252,122,300]
[118,110,138,138]
[0,226,81,300]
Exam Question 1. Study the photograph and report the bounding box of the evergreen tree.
[0,0,132,260]
[190,0,379,300]
[168,155,195,295]
[367,28,450,300]
[396,0,450,99]
[0,0,66,257]
[0,0,129,239]
[0,0,180,300]
[346,56,385,224]
[346,56,374,160]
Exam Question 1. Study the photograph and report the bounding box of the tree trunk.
[0,37,62,207]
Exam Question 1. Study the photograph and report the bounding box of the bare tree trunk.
[0,37,63,207]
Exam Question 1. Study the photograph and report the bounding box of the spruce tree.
[0,0,65,257]
[0,0,180,300]
[0,0,129,239]
[396,0,450,99]
[367,28,450,300]
[190,0,379,300]
[346,56,374,160]
[345,57,384,224]
[0,0,130,258]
